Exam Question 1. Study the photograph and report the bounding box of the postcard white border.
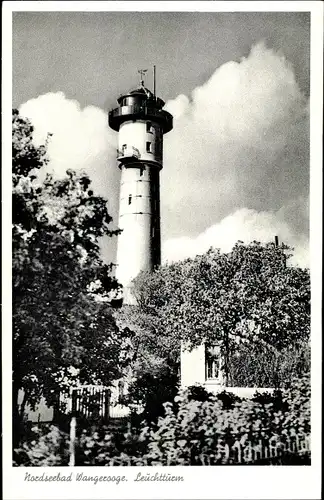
[2,2,323,499]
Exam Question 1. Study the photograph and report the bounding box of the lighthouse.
[108,69,173,303]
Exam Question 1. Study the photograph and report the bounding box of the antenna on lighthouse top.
[153,65,156,97]
[138,69,147,87]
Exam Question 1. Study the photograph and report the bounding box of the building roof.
[117,84,164,106]
[129,86,153,97]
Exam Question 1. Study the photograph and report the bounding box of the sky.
[13,10,310,267]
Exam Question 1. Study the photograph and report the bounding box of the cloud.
[18,41,309,267]
[162,41,309,241]
[19,91,120,218]
[162,207,309,268]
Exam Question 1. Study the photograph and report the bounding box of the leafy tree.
[133,242,310,385]
[114,305,179,423]
[12,110,130,440]
[229,340,310,388]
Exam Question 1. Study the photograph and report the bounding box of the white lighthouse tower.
[108,69,173,303]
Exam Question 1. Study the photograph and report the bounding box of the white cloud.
[162,41,309,239]
[19,92,119,210]
[162,207,309,268]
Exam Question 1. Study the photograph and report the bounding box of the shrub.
[228,342,310,388]
[127,371,179,425]
[13,424,69,466]
[76,426,120,466]
[14,375,310,466]
[280,374,311,434]
[133,376,311,465]
[187,385,213,402]
[251,390,289,412]
[215,390,241,409]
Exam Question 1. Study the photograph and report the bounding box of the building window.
[146,141,151,153]
[205,345,221,380]
[146,122,153,133]
[206,358,219,379]
[118,381,125,403]
[128,194,132,205]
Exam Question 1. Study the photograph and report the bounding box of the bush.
[280,374,311,434]
[133,375,311,465]
[127,372,179,425]
[251,390,288,412]
[187,385,213,402]
[14,375,310,466]
[187,386,241,408]
[76,426,120,466]
[228,342,310,388]
[215,390,241,409]
[13,424,69,466]
[76,422,148,466]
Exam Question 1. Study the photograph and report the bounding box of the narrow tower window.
[146,142,151,153]
[128,194,132,205]
[146,122,153,133]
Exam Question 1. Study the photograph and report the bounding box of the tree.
[114,304,179,423]
[228,340,310,388]
[132,242,310,386]
[12,110,131,439]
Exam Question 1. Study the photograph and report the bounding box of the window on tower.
[128,194,132,205]
[146,122,153,133]
[146,142,152,153]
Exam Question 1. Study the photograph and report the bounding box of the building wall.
[118,120,162,163]
[116,164,161,297]
[116,119,163,303]
[18,389,54,422]
[180,345,274,398]
[180,343,206,387]
[204,384,274,398]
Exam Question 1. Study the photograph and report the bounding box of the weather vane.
[138,69,148,86]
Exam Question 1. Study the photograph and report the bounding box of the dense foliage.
[14,376,310,466]
[132,243,310,385]
[13,424,69,466]
[228,340,310,388]
[135,376,310,465]
[114,305,179,422]
[112,240,310,417]
[12,110,131,438]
